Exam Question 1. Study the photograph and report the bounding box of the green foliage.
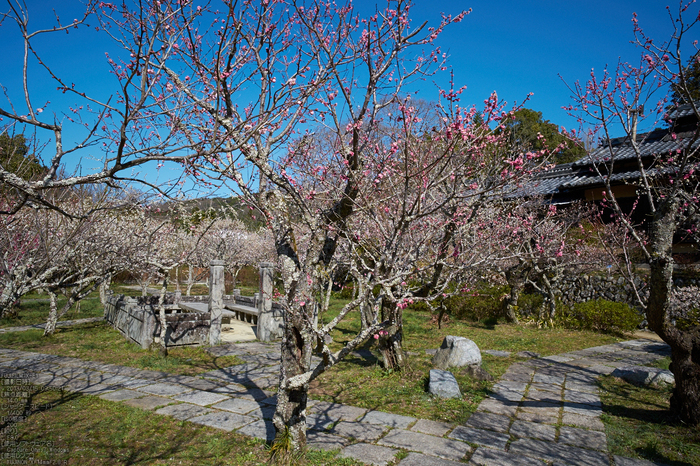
[0,134,46,181]
[670,55,700,107]
[499,108,586,163]
[268,426,298,465]
[676,308,700,331]
[516,292,544,318]
[560,299,642,334]
[439,284,508,322]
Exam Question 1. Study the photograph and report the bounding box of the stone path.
[0,338,671,465]
[0,317,104,333]
[0,315,257,342]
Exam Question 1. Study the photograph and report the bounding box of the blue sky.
[0,0,690,194]
[414,0,681,128]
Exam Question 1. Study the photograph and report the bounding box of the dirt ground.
[631,329,664,342]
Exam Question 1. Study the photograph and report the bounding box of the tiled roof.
[505,104,699,200]
[572,129,694,167]
[667,102,700,120]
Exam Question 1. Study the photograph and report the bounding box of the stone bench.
[224,302,259,325]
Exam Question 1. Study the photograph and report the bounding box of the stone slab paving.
[0,316,104,333]
[448,425,510,450]
[136,382,193,396]
[122,395,173,410]
[0,339,673,465]
[358,409,416,429]
[465,411,512,433]
[306,430,350,451]
[188,410,256,431]
[340,443,399,466]
[330,421,387,442]
[236,418,276,442]
[468,447,547,466]
[509,420,557,441]
[410,419,454,436]
[398,452,464,466]
[380,429,473,461]
[172,389,230,406]
[155,402,214,420]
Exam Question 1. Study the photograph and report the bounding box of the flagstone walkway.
[0,316,104,333]
[0,337,671,465]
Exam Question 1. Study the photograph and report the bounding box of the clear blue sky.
[0,0,691,193]
[415,0,683,129]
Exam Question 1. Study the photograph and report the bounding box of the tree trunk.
[99,274,111,305]
[0,281,23,319]
[503,266,526,324]
[669,330,700,425]
[231,267,241,291]
[437,304,446,329]
[360,298,376,332]
[157,273,169,357]
[647,197,700,425]
[538,272,558,328]
[44,290,59,336]
[379,301,405,371]
[273,312,312,453]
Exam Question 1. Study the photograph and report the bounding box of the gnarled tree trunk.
[503,265,530,324]
[647,197,700,425]
[44,290,59,336]
[273,306,313,452]
[379,300,406,370]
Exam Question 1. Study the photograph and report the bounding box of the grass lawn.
[599,363,700,466]
[0,386,361,466]
[0,293,104,329]
[1,292,625,425]
[3,288,698,464]
[307,297,625,424]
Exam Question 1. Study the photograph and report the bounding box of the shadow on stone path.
[0,317,104,333]
[0,338,671,466]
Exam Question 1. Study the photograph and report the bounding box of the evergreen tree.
[500,108,586,164]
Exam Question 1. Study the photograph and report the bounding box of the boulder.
[428,369,462,399]
[460,365,494,381]
[611,365,675,387]
[432,336,481,370]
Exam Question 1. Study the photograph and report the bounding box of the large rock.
[611,365,675,387]
[429,369,462,399]
[459,365,494,381]
[432,336,481,370]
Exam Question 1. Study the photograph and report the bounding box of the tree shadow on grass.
[0,381,82,433]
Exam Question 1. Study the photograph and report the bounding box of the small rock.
[429,369,462,399]
[516,351,540,359]
[460,365,494,381]
[432,336,481,369]
[611,366,675,387]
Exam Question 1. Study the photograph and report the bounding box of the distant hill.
[155,196,265,230]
